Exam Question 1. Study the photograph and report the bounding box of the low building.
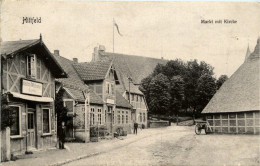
[91,45,167,128]
[202,38,260,134]
[0,36,67,155]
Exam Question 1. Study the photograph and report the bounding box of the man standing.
[58,121,66,149]
[134,122,138,135]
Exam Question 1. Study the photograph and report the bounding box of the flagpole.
[113,18,114,53]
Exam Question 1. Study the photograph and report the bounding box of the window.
[140,97,143,102]
[117,115,120,124]
[106,83,110,94]
[136,95,138,102]
[105,110,107,123]
[36,58,41,79]
[98,109,102,125]
[126,115,128,124]
[111,84,114,95]
[122,115,124,124]
[98,114,102,125]
[131,94,134,101]
[10,106,21,136]
[127,93,130,101]
[140,113,142,122]
[143,113,145,122]
[90,108,95,125]
[43,109,51,134]
[27,54,36,79]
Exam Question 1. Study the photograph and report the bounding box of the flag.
[114,22,123,36]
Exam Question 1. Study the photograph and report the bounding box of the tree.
[216,75,228,90]
[1,94,15,130]
[183,60,215,123]
[148,73,171,115]
[55,87,69,126]
[196,74,217,113]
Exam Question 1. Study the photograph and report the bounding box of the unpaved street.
[66,126,260,166]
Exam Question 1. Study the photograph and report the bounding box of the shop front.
[1,36,67,155]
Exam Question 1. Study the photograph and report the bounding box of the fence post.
[6,127,10,161]
[1,127,11,161]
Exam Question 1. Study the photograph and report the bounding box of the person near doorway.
[134,122,138,135]
[58,121,66,149]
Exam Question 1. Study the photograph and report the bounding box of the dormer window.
[27,54,37,79]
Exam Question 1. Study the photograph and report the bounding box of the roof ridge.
[2,39,39,43]
[103,51,167,61]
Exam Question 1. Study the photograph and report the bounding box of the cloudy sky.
[1,1,259,77]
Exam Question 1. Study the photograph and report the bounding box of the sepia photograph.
[0,0,259,165]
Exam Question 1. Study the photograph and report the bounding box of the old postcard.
[0,1,259,165]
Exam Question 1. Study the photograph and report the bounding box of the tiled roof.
[54,54,104,105]
[0,39,66,78]
[202,38,260,114]
[0,39,39,55]
[97,51,167,95]
[116,91,132,109]
[73,60,112,81]
[99,52,167,84]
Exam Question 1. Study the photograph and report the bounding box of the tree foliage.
[55,87,69,126]
[216,75,228,90]
[140,59,221,117]
[148,73,171,115]
[1,94,15,130]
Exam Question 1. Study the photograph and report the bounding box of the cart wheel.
[195,124,201,135]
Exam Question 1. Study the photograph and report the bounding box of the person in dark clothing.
[134,122,138,135]
[58,121,66,149]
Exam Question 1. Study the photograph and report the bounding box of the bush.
[90,125,108,138]
[90,126,98,137]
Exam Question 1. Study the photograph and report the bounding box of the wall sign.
[21,79,43,96]
[106,99,115,104]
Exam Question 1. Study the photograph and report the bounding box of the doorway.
[27,108,36,149]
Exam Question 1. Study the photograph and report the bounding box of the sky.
[1,1,260,77]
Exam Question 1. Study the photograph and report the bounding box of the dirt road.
[65,126,260,166]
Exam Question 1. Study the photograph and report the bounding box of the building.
[53,52,104,142]
[91,45,167,128]
[0,36,67,155]
[73,60,133,134]
[202,38,260,134]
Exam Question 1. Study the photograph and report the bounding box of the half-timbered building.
[202,38,260,134]
[0,36,67,155]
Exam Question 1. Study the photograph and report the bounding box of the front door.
[27,110,36,149]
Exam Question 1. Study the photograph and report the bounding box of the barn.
[202,38,260,134]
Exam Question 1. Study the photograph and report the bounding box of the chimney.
[54,50,59,56]
[161,57,164,60]
[73,58,78,63]
[99,45,105,52]
[92,47,99,62]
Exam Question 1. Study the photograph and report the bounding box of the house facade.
[202,38,260,134]
[53,52,104,142]
[73,60,133,134]
[0,36,66,155]
[91,45,167,128]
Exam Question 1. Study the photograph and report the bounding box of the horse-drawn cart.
[195,120,213,135]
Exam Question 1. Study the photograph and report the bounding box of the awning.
[10,92,54,102]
